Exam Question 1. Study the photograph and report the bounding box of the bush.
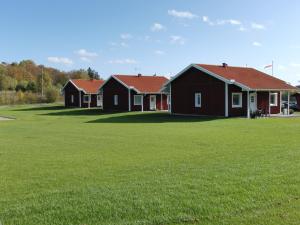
[45,87,59,103]
[290,109,294,115]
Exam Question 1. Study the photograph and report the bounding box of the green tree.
[26,81,37,92]
[87,67,100,80]
[45,87,59,103]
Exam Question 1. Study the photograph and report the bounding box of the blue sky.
[1,0,300,85]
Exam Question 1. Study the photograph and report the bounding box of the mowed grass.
[0,104,299,225]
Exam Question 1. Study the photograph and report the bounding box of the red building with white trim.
[100,74,169,112]
[62,79,104,108]
[163,63,297,118]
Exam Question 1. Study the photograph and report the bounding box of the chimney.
[222,63,228,68]
[137,73,142,77]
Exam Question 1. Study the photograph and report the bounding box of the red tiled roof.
[114,75,169,93]
[70,79,104,94]
[197,64,296,90]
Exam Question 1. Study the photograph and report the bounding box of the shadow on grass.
[87,112,222,123]
[14,105,105,116]
[14,105,65,111]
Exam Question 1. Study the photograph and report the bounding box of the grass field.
[0,104,299,225]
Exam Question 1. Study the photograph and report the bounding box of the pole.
[41,66,44,97]
[287,92,290,116]
[272,60,274,76]
[247,91,250,118]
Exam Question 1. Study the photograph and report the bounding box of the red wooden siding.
[257,91,280,114]
[228,85,247,117]
[102,77,129,111]
[171,67,225,116]
[64,82,80,107]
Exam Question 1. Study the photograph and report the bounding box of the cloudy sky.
[1,0,300,84]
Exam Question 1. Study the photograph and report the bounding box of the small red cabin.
[164,63,297,117]
[62,79,104,108]
[100,74,169,112]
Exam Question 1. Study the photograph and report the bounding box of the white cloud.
[75,49,98,57]
[47,57,73,65]
[120,42,129,47]
[203,16,242,27]
[151,23,165,32]
[251,23,265,30]
[238,26,247,32]
[108,59,138,64]
[120,33,133,40]
[253,42,262,47]
[109,42,129,48]
[290,62,300,67]
[217,19,241,25]
[80,57,91,62]
[168,9,198,19]
[154,50,165,55]
[170,35,185,45]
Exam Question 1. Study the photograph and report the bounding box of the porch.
[245,90,295,118]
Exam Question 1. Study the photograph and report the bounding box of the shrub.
[289,109,294,115]
[45,87,59,103]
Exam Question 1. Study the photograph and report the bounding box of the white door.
[150,95,156,110]
[97,95,102,107]
[249,93,257,112]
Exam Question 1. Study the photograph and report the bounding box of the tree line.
[0,60,100,105]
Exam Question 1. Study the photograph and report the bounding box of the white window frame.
[167,95,170,105]
[194,93,201,108]
[71,95,74,103]
[83,95,90,103]
[232,93,242,108]
[270,93,278,106]
[114,95,118,106]
[133,95,142,106]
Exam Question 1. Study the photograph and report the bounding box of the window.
[83,95,90,103]
[114,95,118,106]
[71,95,74,103]
[270,93,278,106]
[232,93,242,108]
[134,95,142,105]
[195,93,201,108]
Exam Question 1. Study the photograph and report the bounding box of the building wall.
[130,91,168,111]
[171,67,225,116]
[102,77,129,111]
[257,91,280,114]
[228,85,247,117]
[80,92,98,108]
[64,82,80,107]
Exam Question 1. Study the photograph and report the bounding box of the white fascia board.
[164,64,251,91]
[61,79,86,94]
[99,75,141,93]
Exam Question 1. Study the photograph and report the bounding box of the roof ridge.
[197,63,250,69]
[114,74,167,78]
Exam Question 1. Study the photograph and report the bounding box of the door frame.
[149,95,156,110]
[249,92,257,112]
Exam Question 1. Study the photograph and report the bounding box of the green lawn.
[0,104,299,225]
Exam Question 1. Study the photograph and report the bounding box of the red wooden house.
[62,79,104,108]
[163,63,297,118]
[100,74,169,111]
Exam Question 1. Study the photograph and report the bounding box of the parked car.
[282,102,300,111]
